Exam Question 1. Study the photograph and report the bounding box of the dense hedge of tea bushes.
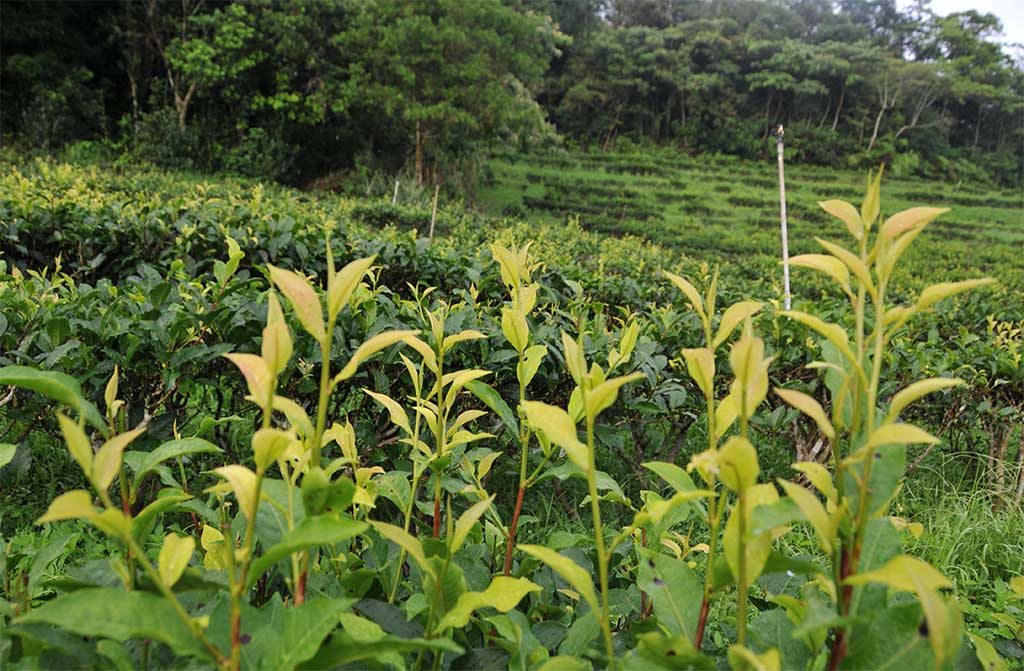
[1,156,1022,669]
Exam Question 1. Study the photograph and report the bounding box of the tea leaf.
[814,238,875,297]
[224,353,273,408]
[271,396,314,440]
[262,292,293,375]
[845,554,952,592]
[436,576,541,630]
[522,401,589,472]
[586,372,643,419]
[638,551,702,641]
[777,479,832,554]
[781,311,857,366]
[915,278,996,312]
[719,436,759,493]
[681,348,715,398]
[643,461,700,495]
[712,301,762,350]
[0,443,15,469]
[561,332,586,386]
[249,515,368,585]
[518,344,547,388]
[465,380,518,438]
[15,588,207,659]
[518,544,598,613]
[774,387,834,440]
[57,412,93,475]
[93,426,145,491]
[327,256,375,321]
[860,167,883,230]
[792,462,837,502]
[301,634,461,669]
[451,495,494,554]
[37,490,96,524]
[880,207,949,242]
[364,389,412,435]
[967,633,1008,671]
[818,199,863,240]
[158,533,195,588]
[502,308,529,353]
[864,423,939,450]
[104,366,119,414]
[788,254,850,292]
[371,521,434,579]
[268,265,325,342]
[335,330,418,382]
[724,484,780,585]
[442,329,487,353]
[213,465,259,518]
[0,366,106,433]
[727,645,780,671]
[912,571,961,670]
[252,428,296,472]
[665,271,706,322]
[886,378,964,422]
[130,438,221,491]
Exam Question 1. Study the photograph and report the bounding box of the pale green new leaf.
[664,271,706,322]
[451,495,494,554]
[681,348,714,398]
[435,576,541,630]
[712,301,763,350]
[818,199,863,240]
[521,401,589,471]
[774,387,834,440]
[371,521,434,579]
[886,378,964,422]
[58,412,93,475]
[327,256,375,321]
[777,480,832,554]
[158,533,194,588]
[335,330,418,382]
[268,265,325,342]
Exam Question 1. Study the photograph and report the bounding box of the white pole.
[776,125,791,310]
[392,179,400,205]
[428,184,440,240]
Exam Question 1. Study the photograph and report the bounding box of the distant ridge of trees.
[2,0,1021,186]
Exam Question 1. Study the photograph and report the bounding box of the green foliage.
[0,157,1021,670]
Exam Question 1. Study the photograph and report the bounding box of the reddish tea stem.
[503,486,526,576]
[694,595,710,648]
[433,495,441,538]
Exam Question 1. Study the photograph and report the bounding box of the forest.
[2,0,1022,186]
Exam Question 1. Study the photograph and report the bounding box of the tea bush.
[1,157,1022,670]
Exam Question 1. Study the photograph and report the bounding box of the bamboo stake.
[775,125,792,310]
[428,183,440,240]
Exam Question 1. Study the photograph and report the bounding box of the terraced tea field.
[478,151,1024,294]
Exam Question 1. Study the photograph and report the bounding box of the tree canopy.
[1,0,1020,185]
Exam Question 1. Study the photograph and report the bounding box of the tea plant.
[1,170,1018,671]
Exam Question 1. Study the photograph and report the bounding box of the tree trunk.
[818,98,831,128]
[867,106,885,151]
[831,84,845,132]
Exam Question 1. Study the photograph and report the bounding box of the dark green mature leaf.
[128,438,222,490]
[0,365,107,433]
[248,514,367,586]
[840,603,933,670]
[749,497,804,535]
[249,598,355,671]
[466,380,518,438]
[299,634,462,669]
[638,552,702,642]
[16,588,208,659]
[130,489,192,542]
[748,608,813,669]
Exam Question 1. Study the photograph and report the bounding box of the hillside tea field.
[478,150,1024,293]
[1,156,1023,670]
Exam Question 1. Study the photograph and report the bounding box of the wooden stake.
[428,183,440,240]
[775,125,792,310]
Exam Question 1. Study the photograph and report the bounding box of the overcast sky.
[908,0,1024,58]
